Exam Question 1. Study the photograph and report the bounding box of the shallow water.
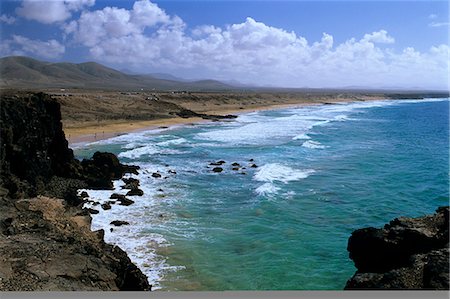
[75,98,449,290]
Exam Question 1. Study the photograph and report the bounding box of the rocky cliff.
[0,91,150,290]
[345,206,449,289]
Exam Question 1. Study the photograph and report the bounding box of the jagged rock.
[101,203,111,210]
[110,220,130,227]
[151,173,161,178]
[250,164,258,168]
[345,206,449,290]
[231,162,240,166]
[210,160,226,166]
[81,152,139,190]
[110,193,126,200]
[117,197,135,206]
[122,178,140,189]
[126,188,144,197]
[212,167,223,173]
[80,191,89,198]
[0,92,150,291]
[85,208,99,215]
[232,167,239,171]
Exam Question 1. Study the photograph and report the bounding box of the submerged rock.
[212,167,223,173]
[110,220,130,227]
[101,203,111,210]
[117,197,135,206]
[110,193,126,200]
[126,188,144,197]
[345,206,449,290]
[121,178,139,190]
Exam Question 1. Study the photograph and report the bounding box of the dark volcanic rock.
[81,152,139,189]
[110,193,126,200]
[122,178,140,190]
[0,92,150,291]
[85,208,99,215]
[101,203,112,210]
[151,172,161,178]
[212,167,223,173]
[110,220,130,227]
[0,92,83,199]
[126,188,144,197]
[345,206,449,290]
[0,197,149,291]
[250,164,258,168]
[117,197,135,206]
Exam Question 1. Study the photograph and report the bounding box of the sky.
[0,0,449,90]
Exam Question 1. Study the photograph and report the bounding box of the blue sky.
[0,1,449,89]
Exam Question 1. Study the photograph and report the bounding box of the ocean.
[74,98,449,290]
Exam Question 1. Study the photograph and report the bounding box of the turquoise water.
[75,98,449,290]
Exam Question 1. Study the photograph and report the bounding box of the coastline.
[65,97,377,145]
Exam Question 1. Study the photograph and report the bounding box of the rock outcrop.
[0,91,150,291]
[345,207,449,290]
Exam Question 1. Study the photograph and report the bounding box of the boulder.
[345,206,449,289]
[110,220,130,227]
[117,197,135,206]
[121,178,140,190]
[151,173,162,178]
[212,167,223,173]
[101,203,111,210]
[126,189,144,197]
[110,193,126,200]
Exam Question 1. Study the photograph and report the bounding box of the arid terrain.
[36,89,449,143]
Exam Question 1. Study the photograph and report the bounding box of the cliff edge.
[345,206,449,289]
[0,91,150,290]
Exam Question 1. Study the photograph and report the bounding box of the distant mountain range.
[0,56,237,91]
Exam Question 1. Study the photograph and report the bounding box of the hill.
[0,56,234,91]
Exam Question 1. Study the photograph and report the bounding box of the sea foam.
[254,163,315,183]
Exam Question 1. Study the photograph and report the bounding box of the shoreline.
[65,97,375,145]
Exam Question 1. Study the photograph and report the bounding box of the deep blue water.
[74,98,449,290]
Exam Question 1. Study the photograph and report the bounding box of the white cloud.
[65,0,173,46]
[14,0,448,89]
[429,21,450,28]
[362,30,395,44]
[1,35,65,59]
[0,14,16,25]
[16,0,95,24]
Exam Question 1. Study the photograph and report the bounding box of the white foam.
[79,161,188,290]
[157,137,187,147]
[255,183,280,196]
[253,163,315,183]
[292,133,311,140]
[302,140,326,149]
[118,144,158,159]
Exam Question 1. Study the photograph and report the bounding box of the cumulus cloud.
[16,0,95,24]
[13,0,449,89]
[0,14,16,25]
[1,35,65,59]
[65,0,173,46]
[362,30,395,44]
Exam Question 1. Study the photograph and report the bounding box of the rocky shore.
[0,91,150,290]
[345,207,449,289]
